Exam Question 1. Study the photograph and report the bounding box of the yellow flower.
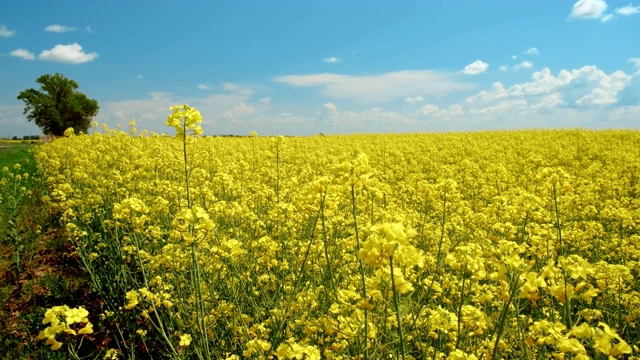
[77,322,93,335]
[166,104,203,137]
[568,323,592,339]
[275,339,321,360]
[593,322,632,356]
[124,290,139,310]
[65,306,89,324]
[46,337,63,351]
[447,349,478,360]
[519,271,547,303]
[360,222,423,268]
[179,333,192,347]
[243,339,272,357]
[104,348,120,360]
[557,337,586,354]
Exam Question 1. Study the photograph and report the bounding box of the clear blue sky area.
[1,0,639,136]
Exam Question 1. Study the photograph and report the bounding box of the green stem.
[351,184,369,360]
[491,274,516,360]
[389,255,406,360]
[553,183,572,329]
[455,269,467,349]
[320,187,337,298]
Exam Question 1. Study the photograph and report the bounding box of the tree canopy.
[17,73,99,136]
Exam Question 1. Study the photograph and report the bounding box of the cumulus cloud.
[223,103,256,119]
[616,4,640,15]
[45,24,76,33]
[274,70,471,102]
[0,24,16,37]
[524,47,539,55]
[323,57,342,63]
[465,66,630,107]
[222,82,256,97]
[419,104,465,119]
[39,43,98,64]
[259,97,271,104]
[601,13,615,22]
[499,61,533,72]
[324,102,337,112]
[337,107,418,126]
[463,60,489,75]
[516,61,533,70]
[405,96,424,104]
[629,57,640,69]
[197,84,211,90]
[10,49,35,60]
[569,0,608,19]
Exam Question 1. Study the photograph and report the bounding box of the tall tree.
[17,73,99,136]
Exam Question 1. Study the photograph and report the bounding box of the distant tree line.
[7,135,42,140]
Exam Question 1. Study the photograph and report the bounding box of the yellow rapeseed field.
[31,106,639,359]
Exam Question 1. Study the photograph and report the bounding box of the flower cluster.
[166,104,203,138]
[37,306,93,350]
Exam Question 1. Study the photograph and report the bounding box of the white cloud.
[601,13,615,22]
[259,97,271,104]
[524,47,539,55]
[511,55,517,60]
[629,57,640,70]
[39,43,98,64]
[616,4,640,15]
[0,25,16,37]
[419,104,465,119]
[337,107,418,126]
[420,104,439,116]
[274,70,471,103]
[222,82,256,97]
[10,49,35,60]
[45,24,76,33]
[468,99,529,116]
[323,57,342,63]
[405,96,424,104]
[149,92,172,102]
[532,93,567,109]
[463,60,489,75]
[516,61,533,70]
[197,84,211,90]
[569,0,608,19]
[465,66,630,107]
[223,82,240,92]
[323,102,337,112]
[499,61,533,72]
[223,103,256,119]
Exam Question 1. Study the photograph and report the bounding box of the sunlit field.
[23,108,640,359]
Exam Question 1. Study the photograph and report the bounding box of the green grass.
[0,142,38,174]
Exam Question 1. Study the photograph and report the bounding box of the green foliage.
[17,73,99,137]
[0,143,37,174]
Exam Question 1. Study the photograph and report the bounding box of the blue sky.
[1,0,640,137]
